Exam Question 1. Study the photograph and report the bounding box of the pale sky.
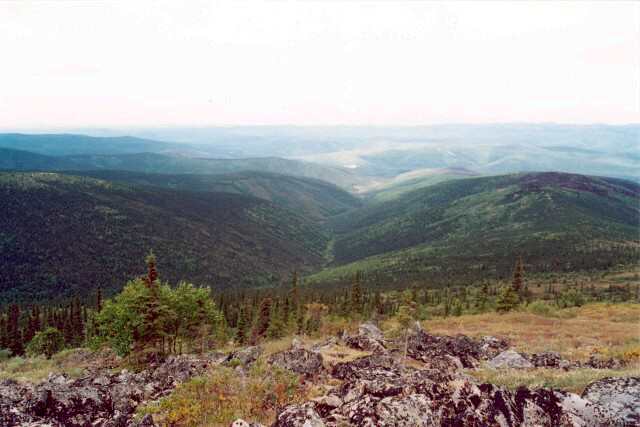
[0,1,638,128]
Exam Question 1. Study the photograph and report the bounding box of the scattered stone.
[487,349,534,369]
[582,376,640,425]
[268,347,324,378]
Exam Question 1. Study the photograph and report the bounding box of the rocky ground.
[1,322,638,426]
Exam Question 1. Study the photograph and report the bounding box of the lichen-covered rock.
[344,322,387,353]
[581,376,640,425]
[268,347,324,378]
[582,355,625,370]
[525,351,572,369]
[0,354,217,427]
[272,403,326,427]
[224,346,263,367]
[487,350,534,369]
[407,328,484,369]
[478,335,510,359]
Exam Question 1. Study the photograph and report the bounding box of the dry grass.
[469,363,640,394]
[420,303,640,361]
[0,348,90,383]
[138,360,308,427]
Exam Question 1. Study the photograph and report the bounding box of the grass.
[418,303,640,361]
[138,361,308,427]
[469,364,640,394]
[0,348,89,383]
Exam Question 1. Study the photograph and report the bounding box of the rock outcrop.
[268,346,324,378]
[0,354,217,427]
[406,327,504,368]
[581,376,640,425]
[487,349,535,369]
[224,346,263,367]
[344,322,387,353]
[273,351,619,426]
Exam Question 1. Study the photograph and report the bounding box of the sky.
[0,1,638,128]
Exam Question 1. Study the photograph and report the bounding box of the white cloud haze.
[0,0,638,128]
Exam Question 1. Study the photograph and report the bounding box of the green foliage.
[313,172,640,288]
[94,265,225,357]
[25,327,64,359]
[0,172,331,304]
[138,361,307,426]
[496,286,520,313]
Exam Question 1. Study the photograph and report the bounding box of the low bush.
[139,360,308,426]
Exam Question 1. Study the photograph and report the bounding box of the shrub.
[25,327,65,359]
[139,361,307,426]
[527,300,555,317]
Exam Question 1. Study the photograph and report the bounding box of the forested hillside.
[315,172,640,286]
[72,170,361,222]
[0,172,329,303]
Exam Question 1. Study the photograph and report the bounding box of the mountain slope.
[316,172,640,285]
[0,172,330,304]
[71,170,361,222]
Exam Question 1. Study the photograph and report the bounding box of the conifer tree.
[512,257,525,299]
[496,285,520,313]
[96,287,103,312]
[0,314,7,349]
[351,271,363,314]
[236,304,248,344]
[140,251,164,359]
[7,304,24,356]
[253,297,272,341]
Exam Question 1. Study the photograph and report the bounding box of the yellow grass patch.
[421,303,640,361]
[469,363,640,394]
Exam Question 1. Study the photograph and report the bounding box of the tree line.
[1,254,638,361]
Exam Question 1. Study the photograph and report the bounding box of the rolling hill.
[70,170,362,222]
[0,146,364,190]
[312,172,640,286]
[0,172,331,304]
[0,133,186,156]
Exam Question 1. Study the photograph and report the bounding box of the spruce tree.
[7,304,24,356]
[512,257,525,299]
[140,251,164,359]
[496,285,520,313]
[351,271,363,315]
[253,297,272,341]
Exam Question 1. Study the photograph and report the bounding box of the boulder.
[582,355,625,370]
[224,346,263,367]
[478,335,510,359]
[268,347,324,378]
[406,329,483,369]
[487,350,534,369]
[526,351,569,368]
[344,322,387,353]
[272,403,326,427]
[582,376,640,425]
